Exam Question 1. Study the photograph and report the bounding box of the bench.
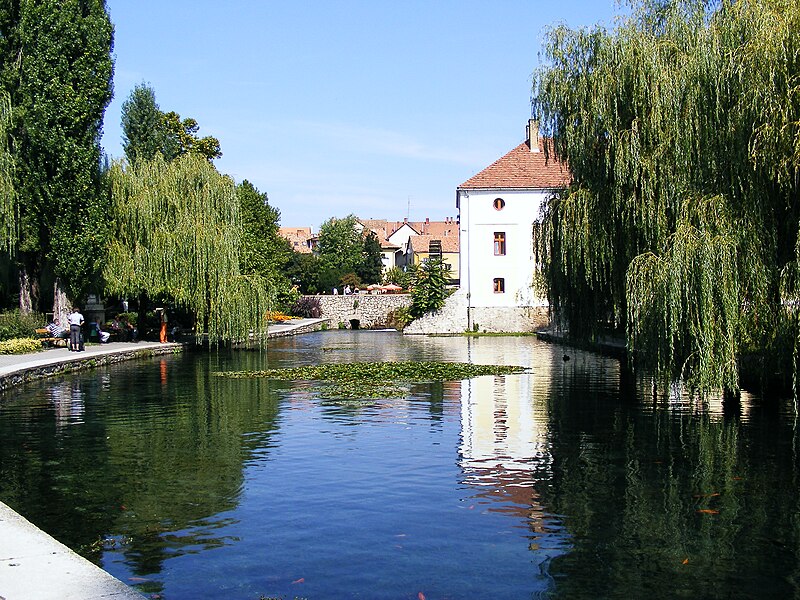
[35,328,69,348]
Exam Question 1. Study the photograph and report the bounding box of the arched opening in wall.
[349,319,360,330]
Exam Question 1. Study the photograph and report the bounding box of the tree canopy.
[532,0,800,393]
[236,179,293,301]
[0,0,114,312]
[121,83,166,165]
[121,83,221,165]
[105,153,270,345]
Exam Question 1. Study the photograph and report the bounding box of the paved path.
[0,317,326,599]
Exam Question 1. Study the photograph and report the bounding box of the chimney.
[527,118,540,153]
[426,217,430,224]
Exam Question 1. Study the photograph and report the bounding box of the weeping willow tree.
[532,0,800,393]
[105,153,271,345]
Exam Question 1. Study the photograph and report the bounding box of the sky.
[102,1,621,230]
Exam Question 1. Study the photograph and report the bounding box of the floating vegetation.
[214,361,528,401]
[215,361,527,382]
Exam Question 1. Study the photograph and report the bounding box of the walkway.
[0,317,326,599]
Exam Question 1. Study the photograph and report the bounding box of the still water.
[1,331,799,599]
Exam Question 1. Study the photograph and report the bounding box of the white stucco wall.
[458,188,551,310]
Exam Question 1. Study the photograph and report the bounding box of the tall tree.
[0,0,114,316]
[357,230,383,284]
[105,153,270,344]
[121,83,166,165]
[316,214,364,289]
[236,179,292,299]
[532,0,800,393]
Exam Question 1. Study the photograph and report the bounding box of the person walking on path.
[68,307,84,352]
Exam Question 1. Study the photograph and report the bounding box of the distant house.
[407,234,460,284]
[359,217,459,274]
[278,227,316,254]
[455,119,570,332]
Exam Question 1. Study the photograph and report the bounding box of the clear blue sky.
[102,1,620,229]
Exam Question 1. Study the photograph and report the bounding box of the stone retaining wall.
[0,344,183,392]
[403,288,550,334]
[312,294,412,329]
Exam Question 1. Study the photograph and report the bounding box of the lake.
[0,331,798,599]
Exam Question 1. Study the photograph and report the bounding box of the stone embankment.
[403,288,549,334]
[313,294,412,329]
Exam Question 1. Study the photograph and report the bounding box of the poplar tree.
[532,0,800,393]
[0,0,113,316]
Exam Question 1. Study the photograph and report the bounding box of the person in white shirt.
[68,307,84,351]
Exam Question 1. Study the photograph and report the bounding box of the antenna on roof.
[407,195,411,220]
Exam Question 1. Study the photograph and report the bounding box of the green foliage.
[357,230,383,284]
[385,306,413,330]
[339,272,361,288]
[215,360,528,401]
[0,309,44,341]
[236,180,293,306]
[532,0,800,392]
[105,154,271,345]
[0,337,41,354]
[317,214,363,276]
[382,266,410,288]
[410,257,450,318]
[285,251,321,294]
[1,0,114,305]
[161,111,221,162]
[121,83,169,165]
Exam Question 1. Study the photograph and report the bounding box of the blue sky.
[102,1,620,229]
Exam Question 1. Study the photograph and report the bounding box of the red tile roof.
[408,233,460,254]
[458,138,570,190]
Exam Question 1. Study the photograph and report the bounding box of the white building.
[456,120,569,332]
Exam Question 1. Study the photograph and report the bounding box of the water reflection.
[0,333,798,599]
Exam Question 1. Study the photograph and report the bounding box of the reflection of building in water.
[458,337,554,524]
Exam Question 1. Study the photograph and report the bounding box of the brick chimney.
[527,119,540,153]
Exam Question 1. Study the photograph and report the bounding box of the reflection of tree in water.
[102,357,285,585]
[540,361,800,599]
[0,354,285,594]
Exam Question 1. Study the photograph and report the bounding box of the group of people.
[48,307,138,351]
[332,285,357,295]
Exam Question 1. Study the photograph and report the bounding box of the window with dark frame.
[493,198,505,210]
[493,278,505,293]
[494,232,506,256]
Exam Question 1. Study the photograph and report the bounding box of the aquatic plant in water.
[214,361,527,401]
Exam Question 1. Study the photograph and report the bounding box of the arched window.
[493,198,505,211]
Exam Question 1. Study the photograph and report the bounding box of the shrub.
[385,306,413,330]
[0,337,42,354]
[339,272,361,288]
[382,266,410,288]
[0,310,45,341]
[291,296,322,318]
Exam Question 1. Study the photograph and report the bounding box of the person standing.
[68,307,84,352]
[157,308,168,343]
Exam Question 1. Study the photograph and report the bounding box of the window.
[493,198,505,211]
[493,278,505,293]
[494,232,506,256]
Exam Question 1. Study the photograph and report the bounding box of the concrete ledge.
[0,500,146,599]
[0,343,183,392]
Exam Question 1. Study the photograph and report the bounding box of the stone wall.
[403,288,550,335]
[312,294,412,329]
